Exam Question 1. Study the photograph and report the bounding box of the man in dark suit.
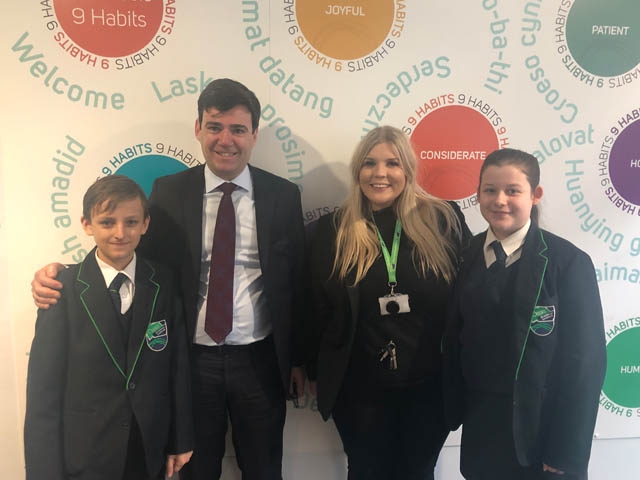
[32,79,306,480]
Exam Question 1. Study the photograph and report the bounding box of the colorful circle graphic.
[603,326,640,408]
[54,0,164,57]
[115,155,188,196]
[566,0,640,77]
[411,106,499,200]
[609,118,640,205]
[296,0,395,60]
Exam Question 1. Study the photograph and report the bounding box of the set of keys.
[378,340,398,370]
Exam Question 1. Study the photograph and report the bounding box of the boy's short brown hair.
[82,175,149,221]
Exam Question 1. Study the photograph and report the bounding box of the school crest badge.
[146,320,168,351]
[530,306,555,336]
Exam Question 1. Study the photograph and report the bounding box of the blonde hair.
[332,126,462,285]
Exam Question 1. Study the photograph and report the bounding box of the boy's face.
[81,198,149,270]
[478,164,542,240]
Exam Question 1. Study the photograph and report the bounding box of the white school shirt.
[483,219,531,269]
[96,251,136,314]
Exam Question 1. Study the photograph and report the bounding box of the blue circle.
[116,155,189,196]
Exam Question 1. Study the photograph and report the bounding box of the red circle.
[411,105,499,200]
[54,0,163,57]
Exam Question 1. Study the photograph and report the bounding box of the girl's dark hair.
[479,148,540,224]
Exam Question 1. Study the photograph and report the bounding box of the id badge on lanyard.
[376,218,410,316]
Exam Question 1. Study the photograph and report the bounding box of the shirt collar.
[95,250,137,286]
[484,218,531,257]
[204,164,252,194]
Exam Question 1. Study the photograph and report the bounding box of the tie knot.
[219,182,237,195]
[490,240,507,266]
[109,272,128,291]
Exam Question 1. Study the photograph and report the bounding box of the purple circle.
[609,118,640,205]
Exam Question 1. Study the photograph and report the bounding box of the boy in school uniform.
[24,175,194,480]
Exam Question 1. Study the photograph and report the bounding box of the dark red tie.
[205,182,237,343]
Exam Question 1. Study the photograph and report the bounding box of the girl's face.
[478,164,543,240]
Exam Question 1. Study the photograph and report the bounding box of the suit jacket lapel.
[127,259,160,377]
[184,165,205,280]
[512,224,549,379]
[251,166,275,271]
[459,232,486,284]
[77,251,128,378]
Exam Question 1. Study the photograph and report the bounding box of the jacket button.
[128,381,136,390]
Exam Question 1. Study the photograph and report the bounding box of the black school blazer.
[24,250,193,480]
[442,223,606,476]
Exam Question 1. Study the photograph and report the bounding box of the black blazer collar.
[184,165,206,278]
[127,258,161,376]
[77,250,161,381]
[77,250,128,377]
[249,165,274,270]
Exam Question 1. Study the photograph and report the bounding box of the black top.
[346,207,458,388]
[309,201,470,419]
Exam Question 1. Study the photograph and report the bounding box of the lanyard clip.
[388,282,397,295]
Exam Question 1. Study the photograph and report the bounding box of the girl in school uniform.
[442,148,606,480]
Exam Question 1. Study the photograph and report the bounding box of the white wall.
[2,1,639,478]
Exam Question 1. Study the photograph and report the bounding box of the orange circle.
[411,105,499,200]
[296,0,395,60]
[54,0,163,57]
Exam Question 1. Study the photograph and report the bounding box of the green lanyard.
[375,219,402,293]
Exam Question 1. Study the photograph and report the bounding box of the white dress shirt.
[194,165,269,346]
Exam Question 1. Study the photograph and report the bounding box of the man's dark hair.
[197,78,261,132]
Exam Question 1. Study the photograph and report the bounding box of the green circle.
[602,326,640,407]
[566,0,640,77]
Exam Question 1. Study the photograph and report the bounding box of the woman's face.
[358,142,407,211]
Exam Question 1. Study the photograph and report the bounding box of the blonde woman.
[308,126,470,480]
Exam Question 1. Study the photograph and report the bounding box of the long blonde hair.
[332,126,462,285]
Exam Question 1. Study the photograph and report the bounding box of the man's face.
[195,105,258,180]
[81,198,149,270]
